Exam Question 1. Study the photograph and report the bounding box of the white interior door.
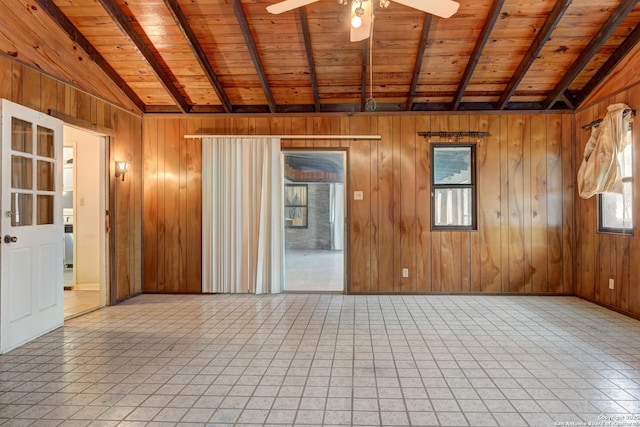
[0,99,64,354]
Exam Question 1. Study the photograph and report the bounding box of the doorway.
[283,151,346,292]
[62,126,108,318]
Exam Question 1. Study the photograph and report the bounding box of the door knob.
[4,235,17,244]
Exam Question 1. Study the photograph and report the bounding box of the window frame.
[284,183,308,229]
[597,125,633,236]
[430,143,477,231]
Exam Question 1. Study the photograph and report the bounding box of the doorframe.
[51,110,116,306]
[281,148,350,293]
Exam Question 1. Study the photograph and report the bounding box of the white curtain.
[330,183,345,250]
[202,137,283,294]
[577,103,632,199]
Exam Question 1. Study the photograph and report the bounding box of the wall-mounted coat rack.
[581,108,635,130]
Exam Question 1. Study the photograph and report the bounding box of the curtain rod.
[185,134,381,140]
[581,108,635,130]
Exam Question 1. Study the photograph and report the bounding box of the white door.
[0,99,64,354]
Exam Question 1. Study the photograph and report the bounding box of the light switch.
[354,191,363,200]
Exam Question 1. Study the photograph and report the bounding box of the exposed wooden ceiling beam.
[406,14,432,111]
[496,0,571,110]
[231,0,277,113]
[163,0,232,113]
[144,101,572,114]
[574,22,640,108]
[561,91,575,110]
[543,0,638,110]
[96,0,190,113]
[451,0,505,110]
[361,40,369,112]
[299,8,321,112]
[34,0,146,113]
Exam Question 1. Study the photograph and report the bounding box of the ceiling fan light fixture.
[351,14,362,28]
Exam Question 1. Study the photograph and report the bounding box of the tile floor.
[64,289,101,319]
[284,250,344,292]
[64,267,102,319]
[1,294,640,426]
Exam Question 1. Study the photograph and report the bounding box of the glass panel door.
[11,117,34,226]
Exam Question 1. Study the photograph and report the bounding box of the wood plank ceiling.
[36,0,640,114]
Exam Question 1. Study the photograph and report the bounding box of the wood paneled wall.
[0,55,143,302]
[575,85,640,318]
[143,118,202,293]
[143,114,574,294]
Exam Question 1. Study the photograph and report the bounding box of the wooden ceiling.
[29,0,640,114]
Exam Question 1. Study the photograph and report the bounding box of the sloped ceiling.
[4,0,640,115]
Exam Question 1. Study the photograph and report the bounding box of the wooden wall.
[0,55,143,302]
[143,114,574,294]
[574,85,640,318]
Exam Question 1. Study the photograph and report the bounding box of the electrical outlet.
[609,278,615,290]
[354,191,363,201]
[402,268,409,278]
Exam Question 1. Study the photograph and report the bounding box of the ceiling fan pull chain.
[365,13,377,112]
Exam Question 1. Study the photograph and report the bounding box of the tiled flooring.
[1,294,640,426]
[284,250,344,292]
[64,289,101,319]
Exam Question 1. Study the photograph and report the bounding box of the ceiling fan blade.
[390,0,459,18]
[350,0,372,42]
[266,0,319,14]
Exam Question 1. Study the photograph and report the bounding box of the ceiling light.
[379,0,389,7]
[351,1,364,28]
[351,14,362,28]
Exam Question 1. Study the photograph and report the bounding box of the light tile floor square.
[1,294,640,426]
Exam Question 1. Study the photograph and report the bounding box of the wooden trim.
[96,0,190,113]
[108,135,117,306]
[575,23,640,108]
[543,0,638,110]
[299,8,320,112]
[231,0,277,113]
[147,107,572,119]
[48,109,115,136]
[576,295,640,322]
[186,134,382,139]
[406,14,432,111]
[163,0,232,113]
[34,0,145,113]
[496,0,571,110]
[451,0,506,110]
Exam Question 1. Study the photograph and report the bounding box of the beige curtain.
[202,137,283,294]
[577,103,632,199]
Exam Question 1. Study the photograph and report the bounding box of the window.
[598,126,633,234]
[431,144,476,230]
[284,184,308,228]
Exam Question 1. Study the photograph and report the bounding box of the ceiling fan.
[266,0,459,42]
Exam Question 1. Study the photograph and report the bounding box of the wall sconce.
[115,161,130,182]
